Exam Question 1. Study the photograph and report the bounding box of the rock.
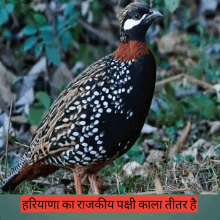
[45,186,65,194]
[191,139,212,150]
[123,161,148,177]
[146,150,165,164]
[200,0,218,16]
[15,57,47,114]
[181,147,200,163]
[0,112,13,149]
[142,139,163,155]
[207,43,220,59]
[141,124,157,134]
[207,121,220,134]
[72,61,84,74]
[17,57,47,100]
[181,139,216,162]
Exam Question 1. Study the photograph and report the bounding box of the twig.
[205,87,216,94]
[155,74,215,93]
[11,14,19,27]
[45,0,55,23]
[169,121,191,157]
[5,102,13,178]
[213,143,220,150]
[116,0,121,9]
[77,18,119,48]
[184,74,214,91]
[175,88,198,98]
[148,0,154,7]
[155,74,184,89]
[135,188,190,194]
[15,142,29,148]
[31,178,52,186]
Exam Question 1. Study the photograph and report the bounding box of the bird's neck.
[113,40,149,62]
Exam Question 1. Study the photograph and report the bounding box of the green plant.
[29,91,52,125]
[0,1,14,26]
[182,94,219,120]
[22,2,79,65]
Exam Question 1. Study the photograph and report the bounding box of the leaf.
[90,0,103,19]
[40,25,53,32]
[6,4,14,14]
[34,43,43,58]
[177,58,185,68]
[81,1,89,16]
[33,14,47,27]
[29,105,47,125]
[126,145,139,157]
[57,15,66,35]
[135,152,145,164]
[183,95,219,120]
[22,26,37,35]
[176,154,183,164]
[23,36,37,51]
[166,127,175,138]
[36,91,52,109]
[3,29,11,38]
[126,145,145,164]
[165,83,184,118]
[119,186,126,194]
[164,83,175,97]
[66,14,78,26]
[45,45,61,65]
[0,8,9,25]
[186,155,194,162]
[40,30,55,45]
[61,31,72,50]
[188,66,203,79]
[64,2,75,17]
[57,15,65,23]
[165,0,180,13]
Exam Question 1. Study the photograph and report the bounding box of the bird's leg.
[73,173,83,194]
[88,174,100,194]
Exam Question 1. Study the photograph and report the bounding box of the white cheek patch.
[123,14,147,30]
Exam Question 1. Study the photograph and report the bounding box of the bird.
[1,2,162,194]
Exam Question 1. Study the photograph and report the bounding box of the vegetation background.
[0,0,220,194]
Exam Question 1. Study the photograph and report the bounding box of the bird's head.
[119,3,162,42]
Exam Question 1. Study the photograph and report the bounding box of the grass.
[1,144,219,195]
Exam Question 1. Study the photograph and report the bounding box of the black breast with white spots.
[44,54,156,167]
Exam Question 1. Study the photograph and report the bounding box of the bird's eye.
[133,13,142,20]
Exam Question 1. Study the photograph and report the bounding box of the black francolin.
[1,3,162,194]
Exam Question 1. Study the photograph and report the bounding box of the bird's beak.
[146,9,163,22]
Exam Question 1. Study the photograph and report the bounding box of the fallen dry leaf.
[154,177,163,194]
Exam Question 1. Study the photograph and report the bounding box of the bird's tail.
[1,152,59,191]
[1,151,29,191]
